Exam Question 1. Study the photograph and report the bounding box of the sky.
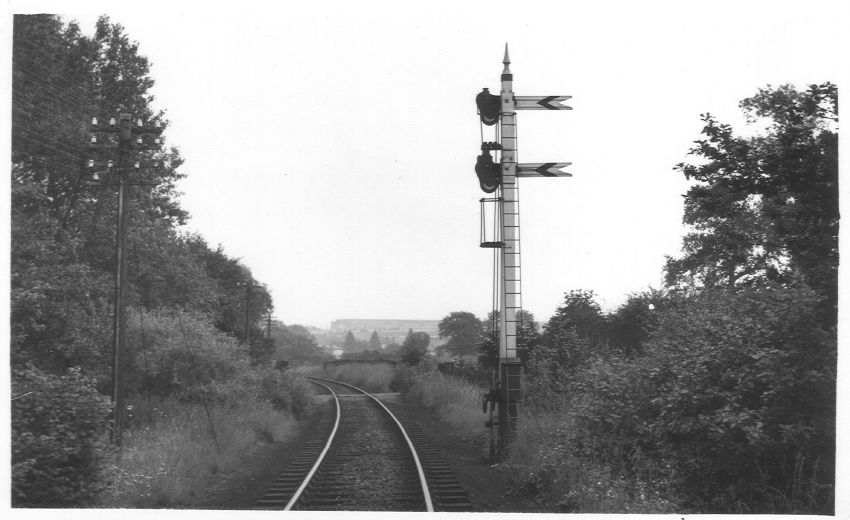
[5,0,848,330]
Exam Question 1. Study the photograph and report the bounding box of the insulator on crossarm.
[90,136,97,144]
[109,117,116,126]
[137,137,143,145]
[107,160,114,168]
[91,117,98,126]
[134,161,140,169]
[155,120,161,128]
[136,119,143,127]
[154,138,161,145]
[87,159,94,168]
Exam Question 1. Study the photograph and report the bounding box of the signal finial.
[503,43,511,73]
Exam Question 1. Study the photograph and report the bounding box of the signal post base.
[497,360,524,453]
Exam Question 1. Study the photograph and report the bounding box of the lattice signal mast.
[476,44,572,455]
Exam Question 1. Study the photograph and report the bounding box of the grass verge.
[99,398,297,507]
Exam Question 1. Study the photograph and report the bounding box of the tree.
[399,329,430,365]
[368,330,381,350]
[542,290,606,351]
[342,330,357,352]
[608,288,667,356]
[437,311,483,358]
[273,324,328,366]
[520,291,608,394]
[477,310,540,369]
[665,84,838,320]
[11,16,288,506]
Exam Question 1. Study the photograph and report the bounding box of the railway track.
[256,377,472,512]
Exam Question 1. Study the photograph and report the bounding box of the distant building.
[329,318,443,348]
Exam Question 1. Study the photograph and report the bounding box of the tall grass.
[99,398,297,508]
[403,371,485,440]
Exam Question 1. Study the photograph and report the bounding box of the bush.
[12,364,113,507]
[636,286,835,513]
[518,285,835,514]
[258,367,315,418]
[127,309,256,404]
[389,364,418,394]
[506,410,677,513]
[322,362,395,393]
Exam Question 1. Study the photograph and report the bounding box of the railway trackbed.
[256,377,472,512]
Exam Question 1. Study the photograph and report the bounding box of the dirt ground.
[189,392,546,512]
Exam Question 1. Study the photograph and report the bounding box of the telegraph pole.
[475,45,572,456]
[266,312,276,338]
[87,113,162,446]
[113,115,130,447]
[238,281,263,343]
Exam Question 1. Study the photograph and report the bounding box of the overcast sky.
[7,0,848,329]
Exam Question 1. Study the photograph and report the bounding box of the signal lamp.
[475,151,501,193]
[476,88,501,126]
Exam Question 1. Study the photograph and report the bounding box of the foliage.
[518,285,835,513]
[10,16,283,507]
[12,364,113,507]
[258,368,316,418]
[322,363,395,393]
[528,291,605,386]
[343,330,358,351]
[248,336,277,365]
[100,398,297,507]
[506,409,677,514]
[477,310,540,369]
[127,309,255,405]
[272,323,329,366]
[607,288,666,356]
[635,286,834,512]
[399,329,431,365]
[341,348,396,362]
[368,330,382,350]
[10,186,113,377]
[437,311,483,357]
[665,83,838,318]
[399,371,485,441]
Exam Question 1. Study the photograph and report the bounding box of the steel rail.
[307,377,434,512]
[283,380,341,511]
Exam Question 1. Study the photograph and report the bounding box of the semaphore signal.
[474,44,573,459]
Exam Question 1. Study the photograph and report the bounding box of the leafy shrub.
[323,362,395,393]
[127,309,255,404]
[258,367,315,418]
[12,364,113,507]
[389,364,419,394]
[519,285,835,514]
[507,410,677,513]
[636,286,835,513]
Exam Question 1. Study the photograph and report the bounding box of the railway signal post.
[475,45,572,456]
